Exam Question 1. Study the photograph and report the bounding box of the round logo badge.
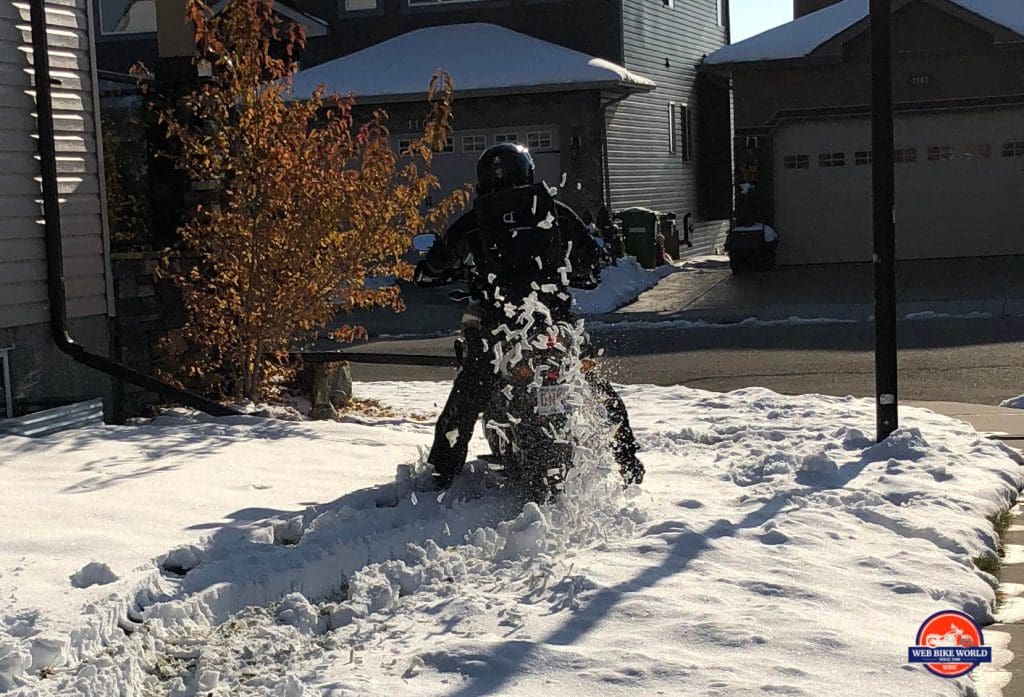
[907,610,992,678]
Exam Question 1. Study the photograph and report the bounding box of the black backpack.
[472,182,565,281]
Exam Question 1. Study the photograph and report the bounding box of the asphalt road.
[345,318,1024,406]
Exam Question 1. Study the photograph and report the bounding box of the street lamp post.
[871,0,899,442]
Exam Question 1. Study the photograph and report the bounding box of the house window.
[964,144,991,159]
[854,150,872,166]
[345,0,378,9]
[463,135,486,152]
[679,105,691,162]
[819,152,846,168]
[494,133,518,144]
[104,0,156,33]
[397,138,412,152]
[436,137,454,154]
[927,146,954,161]
[663,0,674,7]
[527,131,553,150]
[668,102,677,154]
[894,147,917,163]
[409,0,488,4]
[783,154,809,170]
[1002,141,1024,158]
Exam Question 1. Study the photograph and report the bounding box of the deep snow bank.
[1,383,1021,696]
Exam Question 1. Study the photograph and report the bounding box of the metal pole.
[871,0,899,441]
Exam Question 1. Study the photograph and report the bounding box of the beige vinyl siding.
[609,0,728,255]
[0,0,110,329]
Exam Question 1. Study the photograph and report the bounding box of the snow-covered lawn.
[0,383,1021,696]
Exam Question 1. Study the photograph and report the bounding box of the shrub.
[135,0,468,401]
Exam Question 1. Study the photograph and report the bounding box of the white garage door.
[773,109,1024,264]
[394,125,563,208]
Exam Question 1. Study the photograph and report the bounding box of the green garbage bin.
[614,207,659,269]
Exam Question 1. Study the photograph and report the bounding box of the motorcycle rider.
[414,142,644,490]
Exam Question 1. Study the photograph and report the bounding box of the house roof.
[705,0,1024,66]
[290,23,656,102]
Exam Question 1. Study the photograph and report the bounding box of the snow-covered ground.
[571,256,700,315]
[0,383,1021,696]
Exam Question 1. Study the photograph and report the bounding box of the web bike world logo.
[907,610,992,678]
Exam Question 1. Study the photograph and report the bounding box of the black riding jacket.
[416,198,603,324]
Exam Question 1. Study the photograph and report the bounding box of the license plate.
[537,385,569,416]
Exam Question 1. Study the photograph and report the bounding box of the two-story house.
[96,0,734,256]
[704,0,1024,265]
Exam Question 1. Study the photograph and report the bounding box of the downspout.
[600,92,632,211]
[28,0,239,418]
[722,0,732,44]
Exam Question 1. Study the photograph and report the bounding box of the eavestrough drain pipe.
[28,0,239,418]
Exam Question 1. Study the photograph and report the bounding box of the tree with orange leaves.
[135,0,468,402]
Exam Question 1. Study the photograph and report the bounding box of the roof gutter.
[29,0,239,418]
[292,79,655,105]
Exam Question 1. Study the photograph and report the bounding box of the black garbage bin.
[725,223,779,274]
[614,207,659,269]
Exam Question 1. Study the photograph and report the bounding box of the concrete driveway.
[600,255,1024,323]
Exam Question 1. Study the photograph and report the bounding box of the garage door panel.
[397,125,563,214]
[774,109,1024,264]
[774,118,872,264]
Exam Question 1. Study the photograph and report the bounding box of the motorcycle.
[451,289,587,503]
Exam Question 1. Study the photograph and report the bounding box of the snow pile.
[68,563,118,590]
[572,256,679,314]
[904,310,992,321]
[0,385,1021,695]
[588,315,859,333]
[1001,395,1024,410]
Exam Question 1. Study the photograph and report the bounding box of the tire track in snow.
[34,453,638,696]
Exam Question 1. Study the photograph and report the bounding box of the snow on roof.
[291,23,656,101]
[705,0,1024,66]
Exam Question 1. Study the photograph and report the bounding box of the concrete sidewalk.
[913,401,1024,695]
[598,255,1024,324]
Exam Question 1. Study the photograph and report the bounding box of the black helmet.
[476,143,535,195]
